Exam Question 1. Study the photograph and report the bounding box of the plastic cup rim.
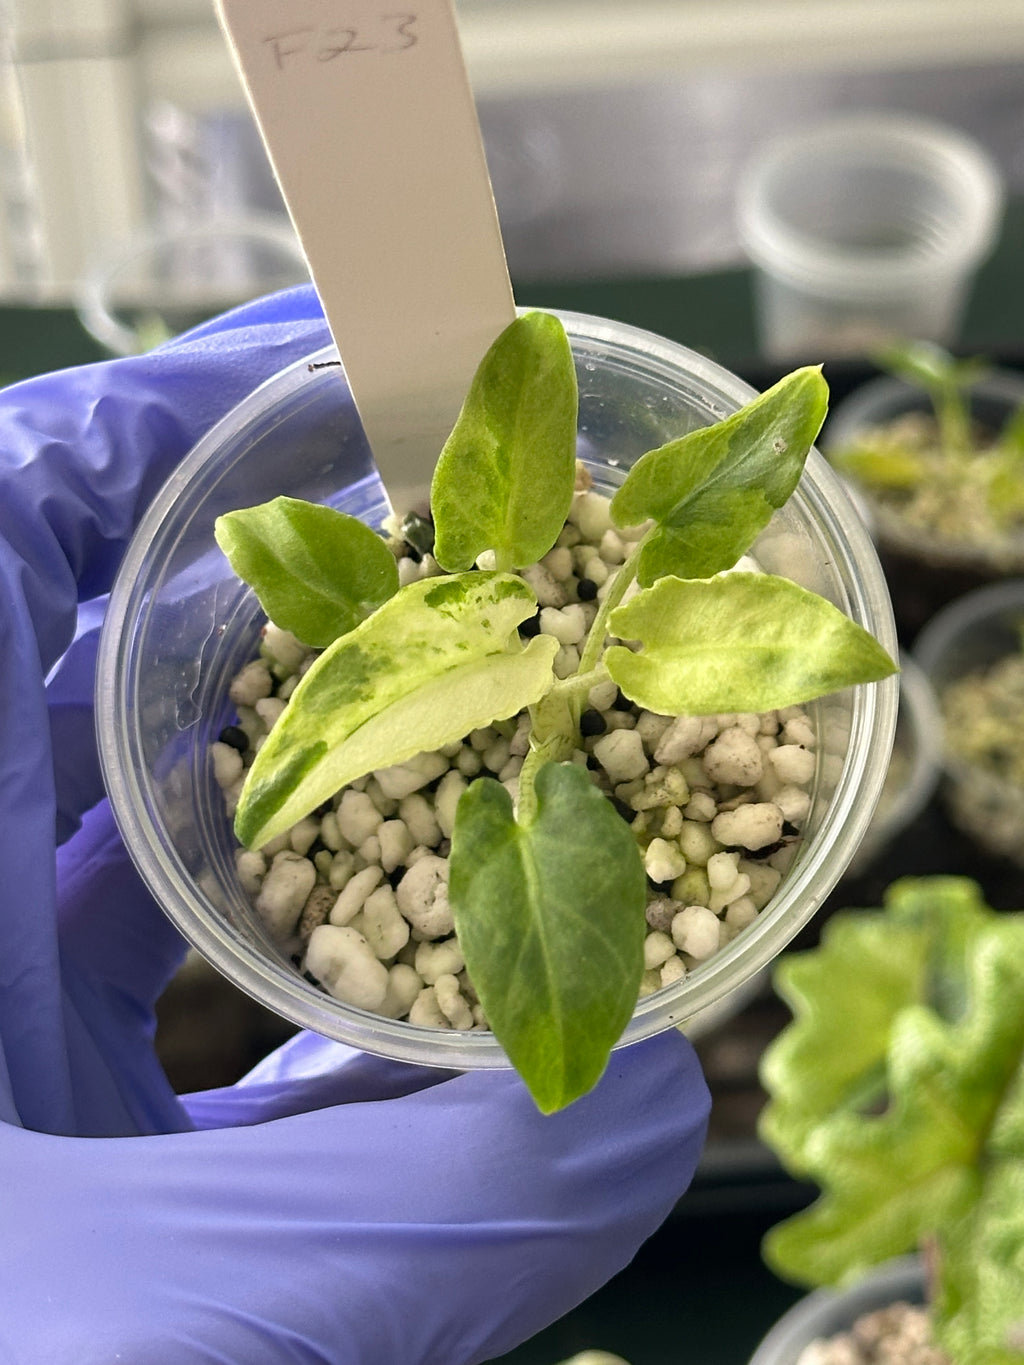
[736,112,1005,296]
[97,308,898,1070]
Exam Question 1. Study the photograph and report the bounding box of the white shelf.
[460,0,1024,94]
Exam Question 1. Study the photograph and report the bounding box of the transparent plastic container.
[845,653,941,879]
[76,214,309,356]
[96,310,898,1071]
[748,1258,924,1365]
[913,577,1024,867]
[736,113,1005,360]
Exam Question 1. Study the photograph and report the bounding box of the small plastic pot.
[97,309,898,1072]
[913,577,1024,868]
[736,113,1004,362]
[76,215,309,356]
[748,1258,925,1365]
[843,652,941,879]
[823,368,1024,637]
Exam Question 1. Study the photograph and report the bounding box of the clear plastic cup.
[96,310,898,1071]
[913,577,1024,867]
[76,214,309,356]
[844,653,941,879]
[736,113,1005,360]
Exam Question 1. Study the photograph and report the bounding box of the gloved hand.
[0,287,710,1364]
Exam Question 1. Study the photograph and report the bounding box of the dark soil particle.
[218,725,249,753]
[579,708,608,737]
[399,511,435,561]
[745,839,785,861]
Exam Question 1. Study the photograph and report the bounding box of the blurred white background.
[3,0,1024,300]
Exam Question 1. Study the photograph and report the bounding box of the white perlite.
[216,479,822,1029]
[305,924,390,1011]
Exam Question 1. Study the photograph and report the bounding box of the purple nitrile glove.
[0,288,710,1364]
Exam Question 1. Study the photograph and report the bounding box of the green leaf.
[604,572,897,716]
[998,399,1024,459]
[234,572,558,849]
[937,1160,1024,1365]
[430,312,578,573]
[764,923,1024,1290]
[870,340,984,457]
[759,918,929,1174]
[872,339,989,398]
[608,367,827,586]
[758,876,1024,1365]
[760,878,992,1176]
[871,339,963,392]
[762,1107,978,1290]
[449,761,647,1113]
[883,876,994,1021]
[214,496,399,647]
[830,441,928,490]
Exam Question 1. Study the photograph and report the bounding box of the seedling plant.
[759,876,1024,1365]
[829,340,1024,542]
[215,312,895,1113]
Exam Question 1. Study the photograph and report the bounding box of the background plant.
[215,311,896,1113]
[830,340,1024,531]
[760,876,1024,1365]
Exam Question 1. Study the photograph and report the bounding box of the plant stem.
[548,665,612,711]
[935,380,972,464]
[517,541,647,819]
[515,742,547,824]
[576,538,645,675]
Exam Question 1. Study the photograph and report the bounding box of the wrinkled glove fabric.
[0,287,710,1364]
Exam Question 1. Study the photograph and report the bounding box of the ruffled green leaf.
[235,572,557,849]
[937,1160,1024,1365]
[214,496,399,647]
[762,877,993,1171]
[430,312,578,573]
[759,917,929,1175]
[609,366,827,586]
[762,1001,982,1287]
[449,761,647,1113]
[759,876,1024,1365]
[605,572,897,716]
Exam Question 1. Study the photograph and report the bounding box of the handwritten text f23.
[263,15,417,69]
